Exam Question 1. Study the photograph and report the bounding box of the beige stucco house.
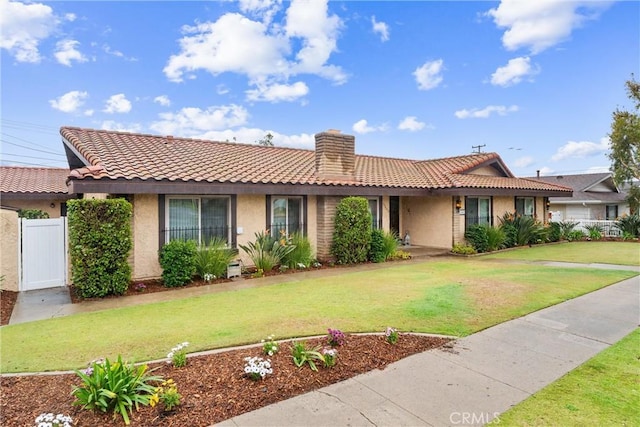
[60,127,572,281]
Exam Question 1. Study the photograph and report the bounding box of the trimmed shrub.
[369,229,386,263]
[464,224,489,253]
[282,232,314,269]
[68,199,132,298]
[159,240,197,287]
[194,237,236,280]
[331,197,372,264]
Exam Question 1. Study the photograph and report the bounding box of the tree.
[257,132,274,146]
[609,76,640,213]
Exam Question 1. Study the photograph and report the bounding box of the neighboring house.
[60,127,572,281]
[528,173,629,221]
[0,166,73,217]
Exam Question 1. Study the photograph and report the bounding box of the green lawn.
[1,253,635,373]
[484,241,640,266]
[498,329,640,426]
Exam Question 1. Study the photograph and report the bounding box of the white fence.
[19,217,68,291]
[551,219,620,237]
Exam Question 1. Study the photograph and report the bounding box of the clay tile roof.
[0,166,69,195]
[60,127,572,194]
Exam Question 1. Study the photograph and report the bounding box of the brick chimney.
[315,129,355,181]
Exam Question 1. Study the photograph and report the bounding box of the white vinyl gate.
[20,217,68,291]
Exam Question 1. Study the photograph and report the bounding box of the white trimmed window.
[368,198,380,229]
[166,196,231,244]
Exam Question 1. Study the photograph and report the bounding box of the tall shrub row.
[68,199,132,298]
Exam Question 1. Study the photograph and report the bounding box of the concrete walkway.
[217,274,639,427]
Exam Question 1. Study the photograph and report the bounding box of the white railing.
[552,219,620,237]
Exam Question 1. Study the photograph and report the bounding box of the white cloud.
[0,0,58,63]
[239,0,282,24]
[352,119,387,134]
[64,13,76,22]
[54,39,87,66]
[371,16,389,42]
[103,93,132,114]
[551,137,609,161]
[102,44,137,61]
[413,59,444,91]
[49,90,88,113]
[196,127,315,148]
[101,121,142,133]
[164,0,346,102]
[217,84,230,95]
[586,165,611,173]
[246,80,308,102]
[513,156,534,168]
[150,104,250,136]
[84,109,94,117]
[538,166,555,176]
[154,95,171,107]
[486,0,611,54]
[490,56,539,87]
[398,116,427,132]
[455,105,519,119]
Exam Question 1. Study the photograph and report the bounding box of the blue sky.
[1,0,638,177]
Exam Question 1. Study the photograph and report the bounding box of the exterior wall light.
[455,198,462,211]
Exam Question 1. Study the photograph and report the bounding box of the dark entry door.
[390,196,400,236]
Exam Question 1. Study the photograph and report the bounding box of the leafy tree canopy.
[608,76,640,184]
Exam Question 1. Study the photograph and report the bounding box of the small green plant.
[282,232,314,269]
[243,356,273,380]
[72,355,162,425]
[262,335,279,356]
[615,213,640,238]
[558,220,579,240]
[547,222,562,242]
[382,230,400,260]
[567,229,586,241]
[321,348,337,367]
[33,413,73,427]
[149,379,181,412]
[167,342,189,368]
[194,237,236,280]
[239,230,295,272]
[385,327,399,344]
[159,240,197,287]
[485,225,506,251]
[327,328,346,346]
[451,243,477,255]
[585,224,603,240]
[291,341,325,372]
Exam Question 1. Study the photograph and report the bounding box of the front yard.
[1,243,636,373]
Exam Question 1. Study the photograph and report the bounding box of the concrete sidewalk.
[216,275,639,427]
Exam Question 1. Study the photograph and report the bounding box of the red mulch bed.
[1,290,17,326]
[0,334,452,426]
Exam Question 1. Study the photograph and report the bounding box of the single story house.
[528,172,629,221]
[0,166,73,217]
[60,127,572,281]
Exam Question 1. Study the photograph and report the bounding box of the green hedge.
[159,240,197,287]
[68,199,132,298]
[331,197,372,264]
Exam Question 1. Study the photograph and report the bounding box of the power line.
[1,118,58,135]
[0,159,65,167]
[3,152,68,162]
[2,131,61,151]
[0,140,66,157]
